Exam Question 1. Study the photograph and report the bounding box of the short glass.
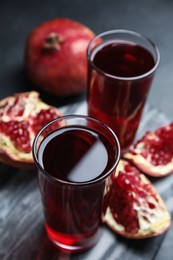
[32,115,120,253]
[87,29,160,151]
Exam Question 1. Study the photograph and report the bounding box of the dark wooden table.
[1,0,173,259]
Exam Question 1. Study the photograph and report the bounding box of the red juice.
[87,40,155,150]
[37,125,117,252]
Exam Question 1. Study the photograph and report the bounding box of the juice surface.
[38,126,116,182]
[90,40,155,78]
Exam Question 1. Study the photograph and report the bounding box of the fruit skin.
[25,18,95,96]
[124,123,173,177]
[0,91,63,168]
[102,160,171,239]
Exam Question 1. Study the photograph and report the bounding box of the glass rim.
[87,29,160,81]
[32,114,120,187]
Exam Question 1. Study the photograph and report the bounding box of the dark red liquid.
[37,126,116,252]
[87,40,155,150]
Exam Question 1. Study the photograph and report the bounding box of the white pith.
[124,153,173,176]
[0,134,33,161]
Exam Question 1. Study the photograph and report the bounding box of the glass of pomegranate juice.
[87,29,160,151]
[32,115,120,253]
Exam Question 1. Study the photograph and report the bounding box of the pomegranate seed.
[0,121,31,153]
[31,108,59,134]
[147,202,156,209]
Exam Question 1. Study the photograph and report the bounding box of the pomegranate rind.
[0,145,33,169]
[124,124,173,177]
[0,91,62,168]
[124,152,173,177]
[102,160,171,239]
[25,18,95,96]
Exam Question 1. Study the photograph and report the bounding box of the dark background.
[1,1,173,259]
[0,0,173,118]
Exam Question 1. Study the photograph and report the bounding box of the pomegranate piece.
[124,122,173,177]
[0,91,62,168]
[25,18,95,96]
[102,160,171,238]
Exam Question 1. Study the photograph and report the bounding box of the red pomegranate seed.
[0,121,31,153]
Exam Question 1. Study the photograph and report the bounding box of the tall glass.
[87,29,160,151]
[32,115,120,253]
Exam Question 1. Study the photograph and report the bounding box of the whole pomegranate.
[25,18,95,96]
[0,91,63,168]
